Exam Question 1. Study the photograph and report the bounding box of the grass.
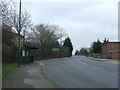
[2,63,17,79]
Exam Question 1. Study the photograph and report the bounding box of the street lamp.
[18,0,21,67]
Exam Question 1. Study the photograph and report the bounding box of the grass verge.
[2,63,17,79]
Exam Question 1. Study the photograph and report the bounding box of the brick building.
[102,42,120,59]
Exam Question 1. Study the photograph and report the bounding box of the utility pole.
[23,29,26,64]
[18,0,21,67]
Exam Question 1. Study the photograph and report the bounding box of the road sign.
[52,48,59,52]
[22,50,25,57]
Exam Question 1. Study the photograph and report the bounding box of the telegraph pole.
[23,29,26,64]
[18,0,21,67]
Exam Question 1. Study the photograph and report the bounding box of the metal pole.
[23,30,25,64]
[18,0,21,67]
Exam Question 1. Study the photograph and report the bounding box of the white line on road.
[78,60,104,70]
[78,60,82,63]
[78,60,88,65]
[81,62,88,65]
[92,66,104,70]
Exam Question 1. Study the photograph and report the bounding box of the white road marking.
[78,60,88,65]
[78,60,104,70]
[78,60,82,63]
[92,66,104,70]
[81,62,88,65]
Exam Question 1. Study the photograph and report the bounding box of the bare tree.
[12,10,32,35]
[1,0,32,35]
[28,24,66,48]
[0,0,14,27]
[27,24,66,58]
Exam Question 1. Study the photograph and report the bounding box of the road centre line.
[82,62,88,65]
[78,60,104,70]
[78,60,88,65]
[92,66,104,70]
[78,60,82,63]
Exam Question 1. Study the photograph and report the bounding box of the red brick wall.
[102,42,120,59]
[111,52,120,59]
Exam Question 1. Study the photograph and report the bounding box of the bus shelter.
[22,45,38,64]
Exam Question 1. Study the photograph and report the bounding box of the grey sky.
[20,1,118,53]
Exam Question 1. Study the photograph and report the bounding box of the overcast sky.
[19,0,118,53]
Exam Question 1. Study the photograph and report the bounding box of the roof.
[23,41,38,49]
[25,46,38,49]
[102,42,120,46]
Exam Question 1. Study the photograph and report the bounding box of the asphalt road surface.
[43,55,118,88]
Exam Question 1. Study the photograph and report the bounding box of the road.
[2,56,118,88]
[43,55,118,88]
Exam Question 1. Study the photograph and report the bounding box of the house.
[102,42,120,59]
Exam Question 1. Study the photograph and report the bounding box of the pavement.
[43,55,118,88]
[2,61,61,88]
